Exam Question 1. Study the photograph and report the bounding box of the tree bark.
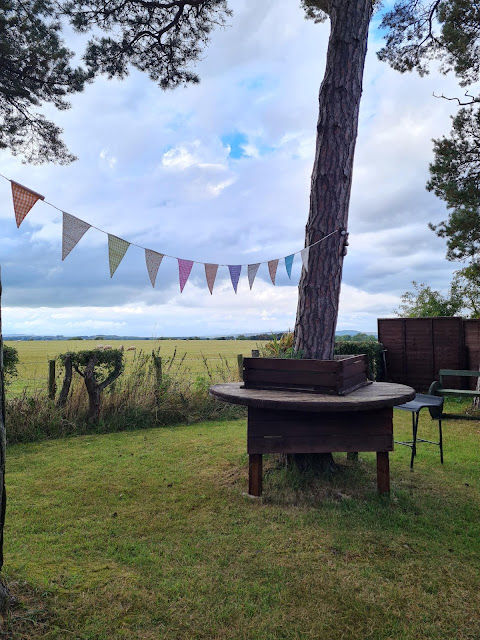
[0,271,10,612]
[291,0,373,472]
[56,355,73,408]
[294,0,374,359]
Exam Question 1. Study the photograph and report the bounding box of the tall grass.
[5,349,244,444]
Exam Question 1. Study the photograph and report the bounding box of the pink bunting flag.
[145,249,164,288]
[205,263,218,294]
[62,212,91,260]
[301,247,310,271]
[248,263,260,290]
[228,265,241,294]
[268,259,279,285]
[11,181,44,227]
[178,258,194,292]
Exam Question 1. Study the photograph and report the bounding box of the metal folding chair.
[394,393,444,470]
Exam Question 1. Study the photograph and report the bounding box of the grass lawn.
[3,407,480,639]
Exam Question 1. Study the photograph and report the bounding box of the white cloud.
[0,0,463,337]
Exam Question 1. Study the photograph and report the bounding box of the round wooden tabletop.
[209,382,415,413]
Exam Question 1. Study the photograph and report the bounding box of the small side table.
[394,393,444,470]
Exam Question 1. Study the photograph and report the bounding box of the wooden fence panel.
[377,319,406,384]
[378,317,467,390]
[464,320,480,389]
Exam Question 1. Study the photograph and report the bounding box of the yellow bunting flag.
[268,259,279,285]
[205,263,218,294]
[62,212,91,260]
[11,181,44,227]
[145,249,164,287]
[108,234,130,277]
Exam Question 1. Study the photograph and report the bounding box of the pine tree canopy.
[0,0,230,163]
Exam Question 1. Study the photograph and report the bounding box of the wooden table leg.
[249,454,262,497]
[376,451,390,494]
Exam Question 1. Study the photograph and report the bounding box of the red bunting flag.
[205,263,218,294]
[268,259,279,285]
[11,181,44,227]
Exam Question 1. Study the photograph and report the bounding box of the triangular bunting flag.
[62,212,91,260]
[268,259,279,285]
[11,181,44,227]
[285,254,294,279]
[205,263,218,295]
[248,263,260,290]
[145,249,164,288]
[178,258,194,292]
[228,265,241,294]
[301,247,310,271]
[108,234,130,278]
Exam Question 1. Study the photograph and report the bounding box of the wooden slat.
[243,369,339,386]
[248,434,393,454]
[243,357,341,373]
[248,407,392,437]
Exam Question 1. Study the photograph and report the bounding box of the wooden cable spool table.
[209,382,415,496]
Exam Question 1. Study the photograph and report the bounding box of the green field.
[5,340,266,394]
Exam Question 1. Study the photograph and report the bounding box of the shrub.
[3,345,19,385]
[334,341,385,380]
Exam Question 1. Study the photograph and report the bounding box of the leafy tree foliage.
[0,0,230,163]
[378,1,480,265]
[2,344,18,383]
[396,280,464,318]
[0,0,88,163]
[58,348,124,422]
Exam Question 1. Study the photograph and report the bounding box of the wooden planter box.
[242,354,370,395]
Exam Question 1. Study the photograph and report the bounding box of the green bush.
[334,340,385,380]
[3,344,19,384]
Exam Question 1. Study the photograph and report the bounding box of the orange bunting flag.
[11,181,44,227]
[108,234,130,277]
[145,249,164,288]
[205,263,218,294]
[268,259,279,285]
[62,212,91,260]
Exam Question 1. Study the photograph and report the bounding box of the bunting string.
[1,173,343,293]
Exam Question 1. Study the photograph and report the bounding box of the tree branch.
[433,90,480,106]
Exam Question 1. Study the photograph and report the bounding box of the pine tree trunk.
[291,0,373,472]
[294,0,373,359]
[0,272,10,612]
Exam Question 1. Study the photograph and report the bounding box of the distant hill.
[4,329,377,341]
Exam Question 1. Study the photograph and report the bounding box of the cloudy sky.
[0,0,463,337]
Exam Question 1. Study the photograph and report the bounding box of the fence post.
[152,352,162,406]
[237,354,244,381]
[48,359,56,400]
